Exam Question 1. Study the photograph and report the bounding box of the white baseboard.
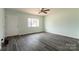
[46,31,79,39]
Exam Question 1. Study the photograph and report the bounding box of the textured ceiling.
[13,8,54,16]
[12,8,79,16]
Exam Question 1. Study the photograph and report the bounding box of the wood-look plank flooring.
[2,32,79,51]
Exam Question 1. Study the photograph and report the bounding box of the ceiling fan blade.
[42,8,44,10]
[39,8,49,14]
[44,9,50,11]
[43,11,47,14]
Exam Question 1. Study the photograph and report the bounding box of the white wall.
[45,9,79,39]
[5,9,44,37]
[0,8,5,49]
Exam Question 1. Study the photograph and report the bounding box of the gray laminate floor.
[2,32,79,51]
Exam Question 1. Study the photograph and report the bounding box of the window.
[28,18,39,27]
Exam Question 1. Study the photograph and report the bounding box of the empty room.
[0,8,79,51]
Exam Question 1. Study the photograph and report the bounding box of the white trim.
[46,31,79,39]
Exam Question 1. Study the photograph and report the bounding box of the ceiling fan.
[39,8,50,14]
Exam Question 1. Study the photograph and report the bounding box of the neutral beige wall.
[45,9,79,39]
[5,9,44,37]
[0,8,5,49]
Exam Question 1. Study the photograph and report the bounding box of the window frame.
[27,18,39,27]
